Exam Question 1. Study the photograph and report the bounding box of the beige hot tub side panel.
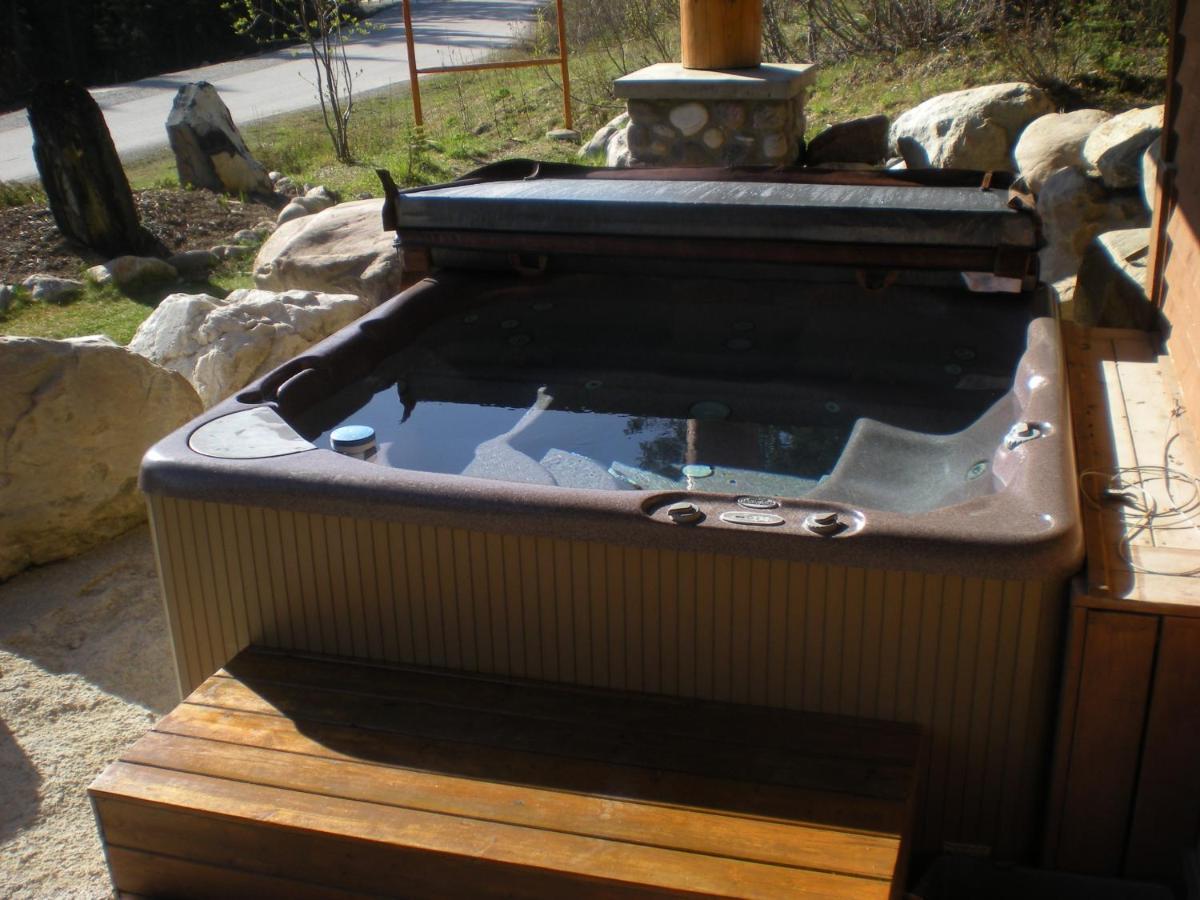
[149,494,1065,859]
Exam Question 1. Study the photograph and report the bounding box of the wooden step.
[90,647,923,899]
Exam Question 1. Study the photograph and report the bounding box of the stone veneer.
[613,62,817,167]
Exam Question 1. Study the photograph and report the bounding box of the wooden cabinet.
[1048,326,1200,888]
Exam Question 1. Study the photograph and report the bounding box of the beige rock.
[1142,136,1163,214]
[0,336,201,581]
[669,102,708,137]
[276,200,310,224]
[1013,108,1111,194]
[254,199,405,304]
[1083,105,1164,189]
[890,82,1054,170]
[94,255,178,290]
[1036,166,1149,284]
[21,275,83,303]
[128,288,371,407]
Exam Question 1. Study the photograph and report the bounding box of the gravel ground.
[0,527,174,899]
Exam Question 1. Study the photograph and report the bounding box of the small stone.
[714,102,745,130]
[277,201,310,224]
[0,284,13,313]
[232,229,260,245]
[21,275,84,304]
[652,124,676,141]
[752,104,788,132]
[627,100,657,123]
[268,171,284,182]
[273,176,299,198]
[702,128,725,150]
[669,102,708,137]
[86,264,114,285]
[762,133,790,159]
[627,123,653,154]
[168,249,220,278]
[545,128,580,142]
[252,219,277,235]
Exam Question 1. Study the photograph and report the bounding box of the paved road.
[0,0,542,182]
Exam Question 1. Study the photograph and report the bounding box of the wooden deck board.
[91,647,921,899]
[1063,323,1200,614]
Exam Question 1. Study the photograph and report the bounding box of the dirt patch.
[0,189,279,285]
[0,527,174,899]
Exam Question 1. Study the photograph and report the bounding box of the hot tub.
[142,163,1082,860]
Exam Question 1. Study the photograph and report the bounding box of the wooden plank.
[1050,610,1158,874]
[93,765,893,900]
[157,701,908,836]
[116,730,903,878]
[1125,616,1200,882]
[218,650,922,762]
[182,676,916,802]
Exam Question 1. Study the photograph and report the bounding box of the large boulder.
[580,112,630,159]
[1072,228,1154,329]
[1013,108,1111,194]
[1082,105,1164,189]
[0,336,202,581]
[806,114,890,166]
[1142,136,1163,214]
[253,199,404,304]
[889,82,1054,171]
[128,288,371,407]
[166,82,273,196]
[1037,166,1149,284]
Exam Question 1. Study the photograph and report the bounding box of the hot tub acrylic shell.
[141,269,1083,862]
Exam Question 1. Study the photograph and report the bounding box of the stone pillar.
[613,62,816,167]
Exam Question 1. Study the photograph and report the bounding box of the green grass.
[0,255,256,345]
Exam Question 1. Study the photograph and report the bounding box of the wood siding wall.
[1159,0,1200,404]
[148,494,1066,860]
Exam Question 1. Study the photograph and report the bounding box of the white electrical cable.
[1078,402,1200,577]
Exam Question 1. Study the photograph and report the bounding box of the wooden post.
[680,0,762,69]
[27,81,157,257]
[402,0,423,127]
[555,0,573,130]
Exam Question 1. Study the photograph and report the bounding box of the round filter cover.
[331,425,376,451]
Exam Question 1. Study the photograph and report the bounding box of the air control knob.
[804,511,846,537]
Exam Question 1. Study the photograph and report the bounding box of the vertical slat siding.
[150,498,1065,859]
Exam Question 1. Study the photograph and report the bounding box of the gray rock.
[806,114,889,166]
[1036,166,1149,284]
[580,112,629,159]
[606,126,632,168]
[168,249,221,278]
[210,244,253,261]
[232,229,261,245]
[1073,228,1154,328]
[277,201,310,225]
[128,289,371,407]
[0,284,13,313]
[21,275,84,304]
[1141,136,1163,214]
[1013,108,1112,194]
[274,176,299,197]
[1083,105,1164,188]
[890,82,1054,170]
[252,219,277,235]
[92,256,178,290]
[165,82,273,196]
[0,335,201,580]
[253,199,405,304]
[546,128,581,142]
[85,264,113,286]
[268,171,284,182]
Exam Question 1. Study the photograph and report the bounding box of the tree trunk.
[27,80,159,257]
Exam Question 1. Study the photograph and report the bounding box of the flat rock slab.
[614,62,817,100]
